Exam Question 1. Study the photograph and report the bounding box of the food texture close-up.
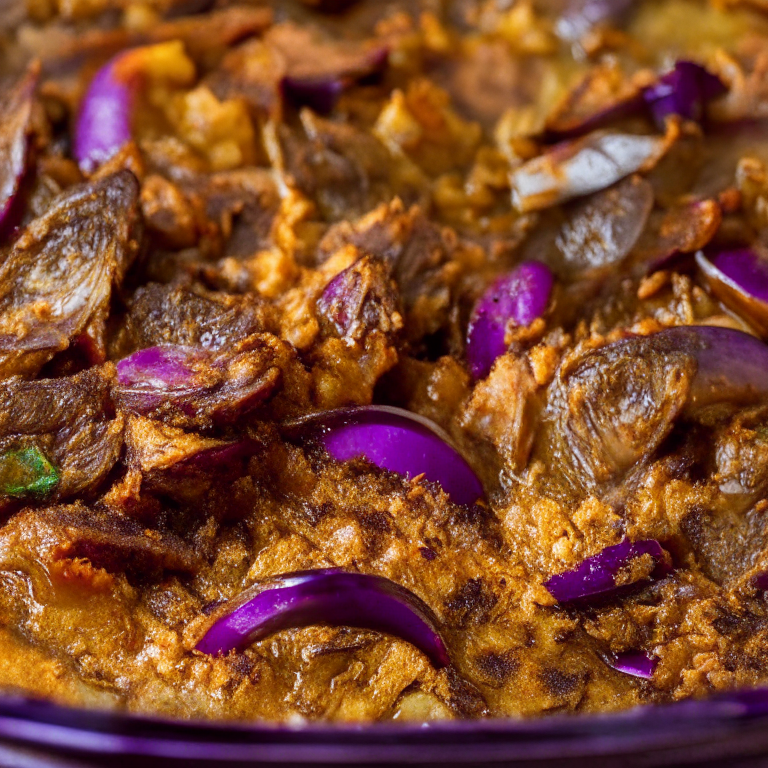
[3,0,768,727]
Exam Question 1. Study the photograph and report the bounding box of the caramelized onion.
[649,325,768,410]
[511,131,671,212]
[195,568,450,668]
[115,344,280,426]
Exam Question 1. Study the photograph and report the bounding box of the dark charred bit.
[473,650,520,689]
[444,578,498,628]
[539,667,581,699]
[444,667,491,718]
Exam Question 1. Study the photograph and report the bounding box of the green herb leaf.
[0,446,60,498]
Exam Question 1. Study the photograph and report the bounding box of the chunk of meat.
[0,367,123,505]
[541,334,696,493]
[0,171,141,378]
[112,282,275,357]
[316,255,403,342]
[319,200,465,344]
[267,22,386,83]
[462,354,540,474]
[0,503,200,576]
[124,415,256,502]
[435,41,544,129]
[114,336,284,429]
[208,21,385,119]
[28,7,273,76]
[140,175,198,251]
[281,112,420,222]
[196,168,281,259]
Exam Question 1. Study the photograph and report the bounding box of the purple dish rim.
[3,687,768,765]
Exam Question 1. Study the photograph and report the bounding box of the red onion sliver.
[195,568,450,668]
[316,406,484,507]
[643,61,726,129]
[545,539,670,603]
[608,651,657,679]
[75,51,136,174]
[466,261,553,380]
[117,345,204,389]
[75,42,194,174]
[115,343,280,425]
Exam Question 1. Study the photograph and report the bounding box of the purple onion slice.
[647,325,768,411]
[289,405,483,507]
[545,539,670,603]
[466,262,553,380]
[511,130,672,212]
[282,77,346,115]
[545,60,726,142]
[195,568,450,668]
[696,248,768,337]
[0,66,37,234]
[608,651,657,679]
[643,61,726,129]
[75,43,194,174]
[75,51,137,174]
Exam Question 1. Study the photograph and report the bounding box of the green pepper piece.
[0,446,59,498]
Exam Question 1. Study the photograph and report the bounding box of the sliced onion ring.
[284,405,484,507]
[696,248,768,337]
[545,539,670,603]
[466,261,553,380]
[195,568,450,668]
[115,343,280,425]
